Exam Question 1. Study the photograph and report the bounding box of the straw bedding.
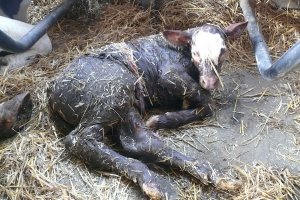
[0,0,299,199]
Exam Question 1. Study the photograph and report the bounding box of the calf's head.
[163,22,248,90]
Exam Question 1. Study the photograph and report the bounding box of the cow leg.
[0,21,52,74]
[64,124,164,200]
[0,53,48,74]
[149,67,214,130]
[0,50,40,73]
[119,108,241,191]
[146,106,212,130]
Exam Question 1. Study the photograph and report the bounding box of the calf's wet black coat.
[48,22,247,199]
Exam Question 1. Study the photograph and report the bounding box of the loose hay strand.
[232,162,300,200]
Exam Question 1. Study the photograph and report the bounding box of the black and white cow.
[0,0,31,22]
[0,0,52,73]
[0,0,162,74]
[0,0,53,138]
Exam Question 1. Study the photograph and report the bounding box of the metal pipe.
[240,0,300,80]
[0,0,78,53]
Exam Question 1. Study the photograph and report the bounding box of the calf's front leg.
[146,106,212,130]
[1,50,44,74]
[149,67,213,130]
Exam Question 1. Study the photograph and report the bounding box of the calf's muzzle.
[200,75,219,90]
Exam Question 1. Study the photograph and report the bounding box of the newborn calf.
[49,22,247,199]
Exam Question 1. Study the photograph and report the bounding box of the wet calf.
[49,22,247,199]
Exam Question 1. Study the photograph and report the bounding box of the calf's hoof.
[146,115,160,130]
[215,178,242,191]
[193,161,242,191]
[142,182,164,200]
[0,92,33,139]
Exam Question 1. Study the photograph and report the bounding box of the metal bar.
[0,0,78,53]
[240,0,300,80]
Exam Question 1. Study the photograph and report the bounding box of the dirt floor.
[211,67,300,175]
[152,65,300,199]
[0,0,300,199]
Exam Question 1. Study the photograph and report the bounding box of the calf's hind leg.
[63,123,164,200]
[119,108,241,191]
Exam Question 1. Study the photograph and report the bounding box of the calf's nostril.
[201,79,206,85]
[200,77,219,90]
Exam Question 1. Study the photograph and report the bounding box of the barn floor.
[209,67,300,175]
[1,0,300,199]
[147,66,300,199]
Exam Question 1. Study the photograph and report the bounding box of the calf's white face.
[163,22,248,90]
[190,29,227,89]
[191,30,226,66]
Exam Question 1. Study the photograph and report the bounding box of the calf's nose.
[200,76,219,90]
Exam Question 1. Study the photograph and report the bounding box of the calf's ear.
[223,21,248,39]
[163,30,191,46]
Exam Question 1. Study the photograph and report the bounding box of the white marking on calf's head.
[190,27,227,90]
[191,28,226,69]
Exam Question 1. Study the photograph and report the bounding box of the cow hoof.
[0,92,33,139]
